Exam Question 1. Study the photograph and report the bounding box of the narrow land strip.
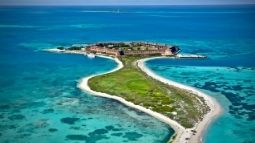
[46,44,222,143]
[78,55,222,143]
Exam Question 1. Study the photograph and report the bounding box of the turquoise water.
[0,52,173,143]
[0,5,255,143]
[146,39,255,143]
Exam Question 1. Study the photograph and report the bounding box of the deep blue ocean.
[0,5,254,143]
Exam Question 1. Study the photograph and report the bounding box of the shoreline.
[78,56,185,143]
[77,55,222,143]
[50,49,222,143]
[137,57,223,143]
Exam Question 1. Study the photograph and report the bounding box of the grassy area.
[88,56,209,128]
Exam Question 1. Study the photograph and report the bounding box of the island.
[47,42,221,143]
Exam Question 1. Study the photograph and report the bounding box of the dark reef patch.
[193,83,201,88]
[112,128,122,131]
[242,103,255,110]
[200,81,220,92]
[89,129,108,135]
[222,91,244,102]
[83,128,110,143]
[111,132,123,137]
[243,80,252,83]
[230,85,243,91]
[70,126,80,130]
[250,128,255,132]
[0,104,11,110]
[0,124,17,130]
[123,132,143,141]
[8,114,25,120]
[61,117,79,125]
[48,128,58,132]
[66,134,87,141]
[221,89,255,121]
[85,134,109,143]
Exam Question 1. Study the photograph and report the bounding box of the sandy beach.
[75,54,222,143]
[78,56,185,142]
[137,57,223,143]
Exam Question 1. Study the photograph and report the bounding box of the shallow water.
[0,52,173,143]
[146,57,255,143]
[0,5,255,143]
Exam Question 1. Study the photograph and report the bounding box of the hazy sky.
[1,0,255,5]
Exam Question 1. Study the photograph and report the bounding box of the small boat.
[87,53,95,58]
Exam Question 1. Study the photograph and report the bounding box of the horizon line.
[1,3,255,6]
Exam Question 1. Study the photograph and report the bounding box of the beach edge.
[77,55,222,143]
[137,57,223,143]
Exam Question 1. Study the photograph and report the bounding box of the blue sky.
[1,0,255,5]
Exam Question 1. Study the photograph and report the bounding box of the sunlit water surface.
[0,5,254,143]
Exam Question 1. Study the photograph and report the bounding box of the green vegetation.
[57,46,65,50]
[67,46,83,50]
[88,56,209,128]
